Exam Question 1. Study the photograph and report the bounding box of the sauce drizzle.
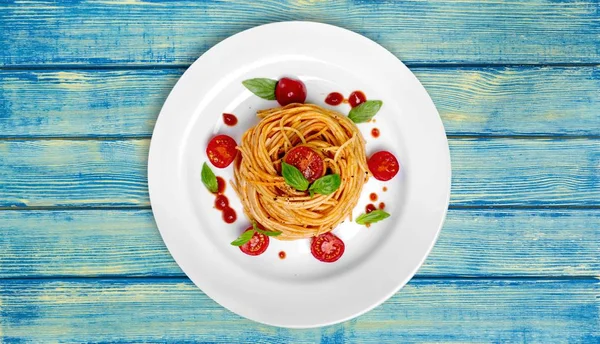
[370,193,378,202]
[222,113,238,126]
[365,204,376,213]
[371,128,380,138]
[278,251,286,259]
[325,92,344,106]
[379,202,385,210]
[222,207,237,224]
[216,177,226,194]
[348,91,366,108]
[211,177,235,223]
[214,194,228,210]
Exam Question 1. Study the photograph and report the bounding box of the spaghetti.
[233,103,370,240]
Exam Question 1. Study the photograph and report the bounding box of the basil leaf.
[201,162,218,193]
[242,78,277,100]
[309,174,341,196]
[253,221,282,237]
[257,228,282,237]
[348,100,383,123]
[355,210,390,225]
[230,230,255,246]
[281,162,309,191]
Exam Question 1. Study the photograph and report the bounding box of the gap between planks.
[1,135,600,141]
[1,205,600,211]
[0,63,599,71]
[0,276,597,282]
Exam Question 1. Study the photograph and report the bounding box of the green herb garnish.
[242,78,278,100]
[230,222,281,246]
[201,162,218,193]
[309,174,341,197]
[230,229,255,246]
[281,162,310,191]
[348,100,383,123]
[252,221,282,237]
[356,210,390,225]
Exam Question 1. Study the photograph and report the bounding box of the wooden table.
[1,1,598,342]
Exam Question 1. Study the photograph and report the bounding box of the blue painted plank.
[0,69,178,137]
[423,67,600,136]
[1,67,599,137]
[0,139,148,207]
[0,209,598,278]
[1,1,598,66]
[0,138,597,207]
[1,278,597,342]
[449,138,600,206]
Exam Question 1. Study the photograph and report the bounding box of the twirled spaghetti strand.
[233,104,370,240]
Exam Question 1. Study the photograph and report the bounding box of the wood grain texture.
[1,0,598,66]
[0,70,178,137]
[424,67,600,136]
[1,278,598,342]
[0,138,598,207]
[1,2,599,340]
[450,138,600,206]
[0,139,149,207]
[1,67,599,137]
[0,209,598,278]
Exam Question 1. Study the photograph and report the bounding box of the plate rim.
[148,21,451,328]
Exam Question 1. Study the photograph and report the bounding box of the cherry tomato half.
[275,77,307,106]
[239,228,269,256]
[206,134,237,168]
[284,146,325,182]
[367,151,400,181]
[311,232,345,263]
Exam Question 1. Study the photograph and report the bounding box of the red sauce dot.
[370,193,378,202]
[325,92,344,106]
[222,113,238,126]
[383,186,388,192]
[215,194,228,210]
[365,204,376,213]
[222,207,236,223]
[371,128,380,138]
[278,251,286,259]
[348,91,366,108]
[379,202,385,210]
[216,177,226,194]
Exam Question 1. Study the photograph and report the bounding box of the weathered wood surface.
[0,209,598,278]
[1,279,598,343]
[1,67,599,137]
[1,0,598,66]
[2,0,599,341]
[0,138,598,207]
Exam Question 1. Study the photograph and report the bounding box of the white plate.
[148,21,451,328]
